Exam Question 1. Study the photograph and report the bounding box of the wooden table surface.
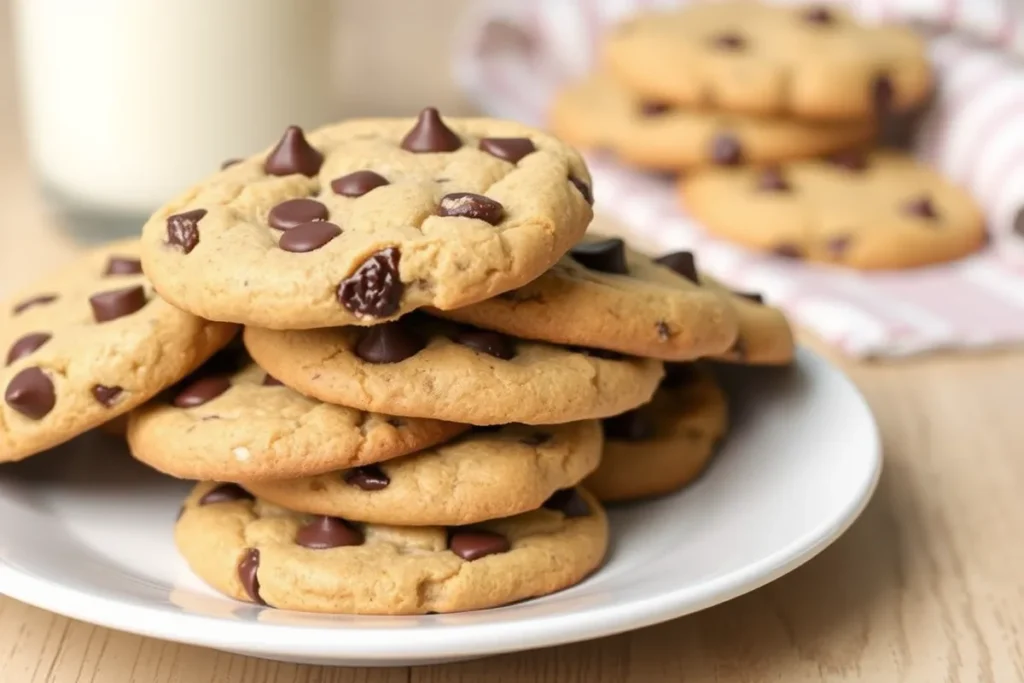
[1,2,1023,682]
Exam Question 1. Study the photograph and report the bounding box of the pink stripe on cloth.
[455,0,1024,357]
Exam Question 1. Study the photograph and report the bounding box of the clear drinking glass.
[11,0,335,242]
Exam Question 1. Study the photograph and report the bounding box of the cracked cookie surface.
[604,2,932,120]
[127,356,466,482]
[586,364,728,502]
[243,316,664,425]
[681,151,985,269]
[140,109,593,329]
[243,421,602,526]
[0,240,236,463]
[437,237,738,361]
[175,481,608,614]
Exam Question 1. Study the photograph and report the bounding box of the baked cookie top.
[586,363,728,502]
[243,316,664,425]
[127,355,467,482]
[550,73,876,170]
[140,109,594,329]
[243,420,602,526]
[0,241,237,463]
[680,151,986,270]
[175,481,608,614]
[604,2,932,120]
[436,237,739,361]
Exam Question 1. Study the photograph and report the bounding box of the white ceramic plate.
[0,348,880,667]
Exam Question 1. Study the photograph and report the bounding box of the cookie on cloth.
[680,151,986,269]
[550,73,876,171]
[437,237,738,361]
[586,364,728,502]
[243,316,664,425]
[175,481,607,614]
[604,2,932,120]
[243,421,602,526]
[140,108,594,329]
[128,355,467,482]
[0,240,237,463]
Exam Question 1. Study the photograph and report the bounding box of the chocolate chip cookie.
[243,421,601,526]
[437,237,738,361]
[127,355,467,482]
[681,151,986,269]
[0,241,237,463]
[140,108,594,329]
[585,364,728,502]
[551,74,876,170]
[604,2,932,120]
[176,481,607,614]
[243,316,664,425]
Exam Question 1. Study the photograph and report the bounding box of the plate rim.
[0,347,882,662]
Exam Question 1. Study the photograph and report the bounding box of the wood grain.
[1,1,1023,681]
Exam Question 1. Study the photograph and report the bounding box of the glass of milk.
[11,0,335,241]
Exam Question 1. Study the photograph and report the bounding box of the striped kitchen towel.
[455,0,1024,357]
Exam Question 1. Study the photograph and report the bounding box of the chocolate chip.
[344,465,390,491]
[401,107,462,153]
[732,290,764,305]
[104,256,143,276]
[828,151,868,171]
[173,376,231,408]
[220,158,242,170]
[711,32,745,50]
[640,102,671,116]
[437,193,504,225]
[264,125,323,177]
[569,175,594,205]
[452,328,516,360]
[278,221,342,253]
[448,530,510,561]
[331,170,389,197]
[773,244,803,259]
[199,483,254,505]
[826,235,851,257]
[757,166,790,191]
[570,238,628,275]
[904,195,938,219]
[91,385,123,407]
[479,137,536,163]
[337,248,404,318]
[237,548,266,605]
[519,432,551,446]
[655,251,699,284]
[802,6,834,24]
[386,417,404,428]
[543,488,590,517]
[5,367,55,419]
[657,321,671,340]
[661,362,699,388]
[262,374,283,386]
[603,410,656,441]
[295,516,364,549]
[89,285,147,323]
[267,198,329,231]
[166,208,206,254]
[873,74,894,114]
[6,333,51,366]
[710,133,744,166]
[13,294,57,315]
[354,322,424,363]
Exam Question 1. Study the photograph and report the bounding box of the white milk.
[11,0,334,217]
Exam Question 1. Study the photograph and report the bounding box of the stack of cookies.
[0,108,794,615]
[552,1,987,269]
